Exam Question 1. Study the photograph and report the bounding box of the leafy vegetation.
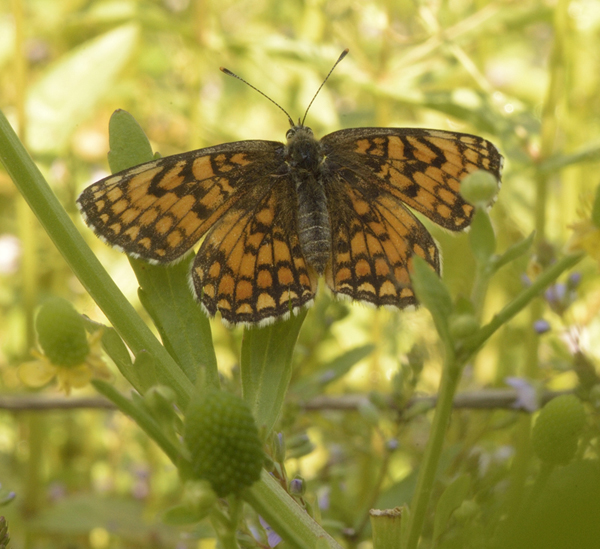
[1,0,600,547]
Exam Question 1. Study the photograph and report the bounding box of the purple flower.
[533,319,551,334]
[568,272,582,289]
[289,478,304,496]
[505,377,538,412]
[259,516,282,547]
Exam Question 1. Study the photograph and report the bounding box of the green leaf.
[133,257,218,388]
[26,25,139,154]
[81,316,159,393]
[27,494,152,536]
[432,474,471,542]
[400,504,411,549]
[162,505,206,526]
[108,109,154,173]
[93,379,182,464]
[106,110,219,389]
[292,344,375,399]
[492,231,535,272]
[410,255,453,344]
[130,350,158,394]
[241,310,308,436]
[537,143,600,173]
[469,208,496,264]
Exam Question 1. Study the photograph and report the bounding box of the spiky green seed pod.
[36,298,89,367]
[532,394,586,465]
[184,390,263,497]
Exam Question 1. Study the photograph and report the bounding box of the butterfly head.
[285,124,322,171]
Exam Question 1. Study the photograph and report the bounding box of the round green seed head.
[532,394,586,465]
[460,170,499,206]
[184,390,263,497]
[36,298,89,367]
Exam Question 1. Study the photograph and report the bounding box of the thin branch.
[0,388,570,413]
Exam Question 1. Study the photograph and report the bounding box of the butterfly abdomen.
[285,125,332,274]
[295,174,331,274]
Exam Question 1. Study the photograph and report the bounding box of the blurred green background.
[1,0,600,547]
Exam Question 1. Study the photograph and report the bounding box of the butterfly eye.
[286,128,296,139]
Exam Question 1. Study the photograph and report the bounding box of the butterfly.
[77,50,503,327]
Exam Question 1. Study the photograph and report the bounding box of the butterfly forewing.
[321,128,503,232]
[77,141,284,263]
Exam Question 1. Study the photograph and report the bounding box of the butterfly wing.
[323,169,439,308]
[321,128,503,231]
[320,127,502,308]
[191,179,318,326]
[77,141,285,263]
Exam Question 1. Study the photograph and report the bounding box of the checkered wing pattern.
[77,141,284,264]
[191,181,318,326]
[320,127,503,308]
[322,127,503,231]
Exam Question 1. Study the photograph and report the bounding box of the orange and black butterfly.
[77,50,503,327]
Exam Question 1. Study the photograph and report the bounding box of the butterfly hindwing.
[77,141,284,263]
[191,180,318,326]
[324,169,439,308]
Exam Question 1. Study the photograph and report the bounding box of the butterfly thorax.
[285,125,331,274]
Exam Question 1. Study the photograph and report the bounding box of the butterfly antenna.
[220,66,295,127]
[301,48,349,126]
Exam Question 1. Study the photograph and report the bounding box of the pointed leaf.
[469,208,496,264]
[241,310,307,436]
[133,257,218,388]
[492,231,535,272]
[432,474,471,542]
[108,109,154,173]
[410,255,453,343]
[293,344,375,398]
[105,110,218,389]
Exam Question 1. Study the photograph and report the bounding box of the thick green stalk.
[404,344,460,549]
[244,471,343,549]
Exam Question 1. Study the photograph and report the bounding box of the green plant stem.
[210,506,241,549]
[459,252,584,361]
[470,263,491,321]
[0,109,194,407]
[404,344,459,549]
[92,380,182,465]
[244,471,343,549]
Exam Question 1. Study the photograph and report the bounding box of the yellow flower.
[19,329,110,395]
[18,298,111,395]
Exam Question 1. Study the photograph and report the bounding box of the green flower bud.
[184,390,263,497]
[36,298,89,367]
[289,476,306,496]
[532,394,586,465]
[449,313,480,340]
[460,170,499,206]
